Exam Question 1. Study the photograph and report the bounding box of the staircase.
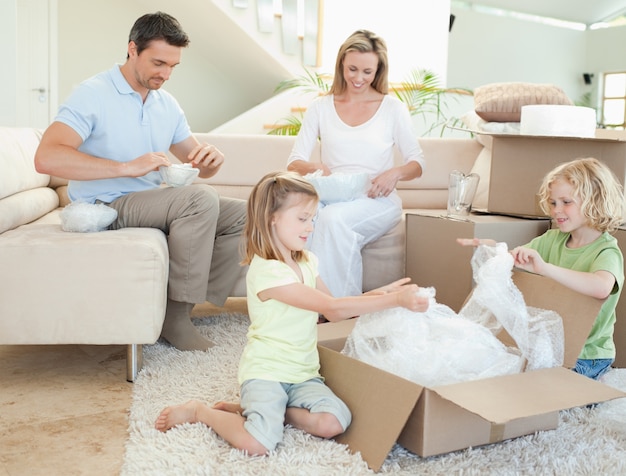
[214,0,322,73]
[207,0,324,134]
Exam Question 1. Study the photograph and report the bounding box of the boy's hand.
[511,246,546,274]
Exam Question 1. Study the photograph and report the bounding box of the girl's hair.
[328,29,389,96]
[538,157,624,232]
[242,171,319,265]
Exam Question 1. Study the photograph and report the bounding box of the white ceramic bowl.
[159,163,199,187]
[305,172,369,203]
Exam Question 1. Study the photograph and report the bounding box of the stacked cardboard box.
[405,211,550,312]
[317,272,626,472]
[611,226,626,368]
[481,133,626,218]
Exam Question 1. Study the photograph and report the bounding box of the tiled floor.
[0,298,247,476]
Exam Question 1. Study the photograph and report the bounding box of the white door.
[15,0,57,129]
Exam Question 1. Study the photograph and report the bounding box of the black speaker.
[449,14,455,32]
[583,73,594,85]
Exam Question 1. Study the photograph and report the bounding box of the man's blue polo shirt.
[55,65,191,203]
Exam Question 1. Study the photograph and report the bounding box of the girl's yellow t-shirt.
[238,252,321,385]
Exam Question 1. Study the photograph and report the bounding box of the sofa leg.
[126,344,143,382]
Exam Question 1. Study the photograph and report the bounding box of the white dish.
[304,172,369,204]
[159,163,199,187]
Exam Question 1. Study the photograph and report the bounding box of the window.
[602,72,626,129]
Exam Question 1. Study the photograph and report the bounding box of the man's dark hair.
[128,12,189,57]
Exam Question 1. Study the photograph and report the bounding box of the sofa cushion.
[0,187,59,234]
[191,133,318,188]
[474,83,572,122]
[0,127,48,200]
[0,222,168,344]
[362,220,405,292]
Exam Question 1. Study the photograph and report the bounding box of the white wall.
[586,26,626,74]
[321,1,450,83]
[0,1,17,125]
[447,8,587,102]
[5,1,626,132]
[56,0,263,132]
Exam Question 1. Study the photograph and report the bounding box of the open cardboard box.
[317,271,626,471]
[476,133,626,218]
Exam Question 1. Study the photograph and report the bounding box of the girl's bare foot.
[212,401,243,414]
[155,399,202,432]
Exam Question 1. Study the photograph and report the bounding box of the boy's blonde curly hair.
[538,157,624,233]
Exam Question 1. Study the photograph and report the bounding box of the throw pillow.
[474,82,573,122]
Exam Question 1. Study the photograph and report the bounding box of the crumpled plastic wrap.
[304,171,368,204]
[60,201,118,233]
[342,243,564,387]
[459,243,564,371]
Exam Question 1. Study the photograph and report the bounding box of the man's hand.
[188,143,224,178]
[124,152,171,177]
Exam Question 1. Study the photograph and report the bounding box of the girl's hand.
[397,285,429,312]
[510,246,546,274]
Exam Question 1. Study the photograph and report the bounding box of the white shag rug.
[122,313,626,476]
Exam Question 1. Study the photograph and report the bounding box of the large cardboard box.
[317,271,626,471]
[483,134,626,218]
[405,211,550,312]
[611,226,626,368]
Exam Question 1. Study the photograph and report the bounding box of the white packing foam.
[520,105,596,138]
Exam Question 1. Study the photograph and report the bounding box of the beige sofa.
[0,127,483,381]
[194,133,483,295]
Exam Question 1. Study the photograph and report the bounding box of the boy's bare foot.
[155,399,202,432]
[212,401,243,414]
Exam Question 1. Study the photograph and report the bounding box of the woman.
[287,29,425,297]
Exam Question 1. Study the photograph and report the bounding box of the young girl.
[459,157,624,380]
[155,171,429,454]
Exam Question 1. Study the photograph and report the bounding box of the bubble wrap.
[60,201,118,233]
[342,243,564,386]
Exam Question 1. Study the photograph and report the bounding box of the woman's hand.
[368,169,400,198]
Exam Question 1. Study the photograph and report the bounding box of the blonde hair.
[328,29,389,96]
[242,171,319,265]
[538,157,624,233]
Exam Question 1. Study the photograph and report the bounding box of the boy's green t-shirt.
[526,229,624,360]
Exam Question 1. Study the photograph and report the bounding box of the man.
[35,12,246,351]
